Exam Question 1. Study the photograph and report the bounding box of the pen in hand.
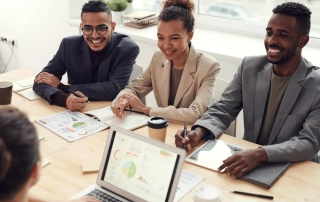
[183,122,187,150]
[67,90,90,103]
[119,108,145,115]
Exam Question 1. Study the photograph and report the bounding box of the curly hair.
[273,2,312,35]
[0,107,39,200]
[159,0,195,32]
[81,0,112,19]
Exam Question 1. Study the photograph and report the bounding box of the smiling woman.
[112,0,221,124]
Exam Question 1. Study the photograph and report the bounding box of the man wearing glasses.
[33,1,139,111]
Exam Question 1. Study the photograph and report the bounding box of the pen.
[183,122,187,150]
[67,90,90,103]
[231,191,274,200]
[122,108,145,115]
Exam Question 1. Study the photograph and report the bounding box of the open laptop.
[70,125,186,202]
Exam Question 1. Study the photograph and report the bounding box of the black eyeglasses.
[81,25,110,36]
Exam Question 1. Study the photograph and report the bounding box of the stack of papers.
[12,78,34,92]
[13,78,41,101]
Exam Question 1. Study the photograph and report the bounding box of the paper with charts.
[35,111,108,142]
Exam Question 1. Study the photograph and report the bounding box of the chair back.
[129,64,143,82]
[214,78,237,137]
[129,64,146,104]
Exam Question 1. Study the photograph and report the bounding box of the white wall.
[0,0,79,73]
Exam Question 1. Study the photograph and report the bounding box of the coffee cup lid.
[0,81,13,88]
[193,185,223,202]
[147,116,168,129]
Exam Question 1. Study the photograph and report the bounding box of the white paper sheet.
[174,169,204,202]
[18,88,41,100]
[12,78,34,92]
[42,158,50,167]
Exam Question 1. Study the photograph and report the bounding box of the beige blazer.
[115,44,220,123]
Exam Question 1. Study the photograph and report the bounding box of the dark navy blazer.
[33,32,139,102]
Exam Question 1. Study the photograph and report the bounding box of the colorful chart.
[122,161,136,178]
[72,122,87,129]
[114,150,122,160]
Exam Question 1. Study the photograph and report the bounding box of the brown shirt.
[257,72,292,145]
[168,65,183,106]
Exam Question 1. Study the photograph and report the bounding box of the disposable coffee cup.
[0,81,13,105]
[193,185,223,202]
[146,116,169,142]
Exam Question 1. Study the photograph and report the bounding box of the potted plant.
[104,0,128,24]
[125,0,133,14]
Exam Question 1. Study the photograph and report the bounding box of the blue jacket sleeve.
[33,40,67,104]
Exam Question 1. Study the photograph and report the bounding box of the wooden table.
[1,69,320,202]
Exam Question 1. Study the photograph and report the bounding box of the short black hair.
[273,2,311,35]
[81,0,112,19]
[159,0,195,33]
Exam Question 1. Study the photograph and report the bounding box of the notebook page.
[85,106,116,123]
[105,112,149,130]
[85,106,149,130]
[18,88,41,100]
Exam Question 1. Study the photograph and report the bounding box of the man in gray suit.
[175,2,320,178]
[33,1,139,111]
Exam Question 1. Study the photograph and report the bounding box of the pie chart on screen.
[122,161,136,178]
[72,122,87,129]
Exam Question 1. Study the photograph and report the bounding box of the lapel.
[254,63,272,142]
[173,45,197,107]
[78,39,92,83]
[158,58,171,107]
[268,59,307,144]
[98,33,117,81]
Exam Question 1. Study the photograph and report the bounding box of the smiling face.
[264,14,306,68]
[157,20,193,68]
[81,12,115,51]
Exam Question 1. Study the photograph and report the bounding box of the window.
[132,0,320,45]
[198,0,320,39]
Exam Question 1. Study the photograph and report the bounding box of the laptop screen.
[101,130,180,202]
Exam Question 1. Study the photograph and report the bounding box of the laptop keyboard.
[87,189,122,202]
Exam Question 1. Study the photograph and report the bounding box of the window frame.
[192,0,320,48]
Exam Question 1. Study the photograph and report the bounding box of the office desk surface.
[1,69,320,202]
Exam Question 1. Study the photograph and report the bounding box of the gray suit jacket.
[194,55,320,163]
[33,32,139,102]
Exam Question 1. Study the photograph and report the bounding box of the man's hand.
[218,148,268,178]
[35,72,60,87]
[66,91,87,111]
[111,94,130,119]
[175,127,208,152]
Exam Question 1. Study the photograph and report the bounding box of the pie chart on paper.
[72,122,88,129]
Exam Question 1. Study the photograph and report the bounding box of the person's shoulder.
[197,51,219,66]
[242,55,268,65]
[61,35,83,44]
[304,58,320,80]
[113,32,138,48]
